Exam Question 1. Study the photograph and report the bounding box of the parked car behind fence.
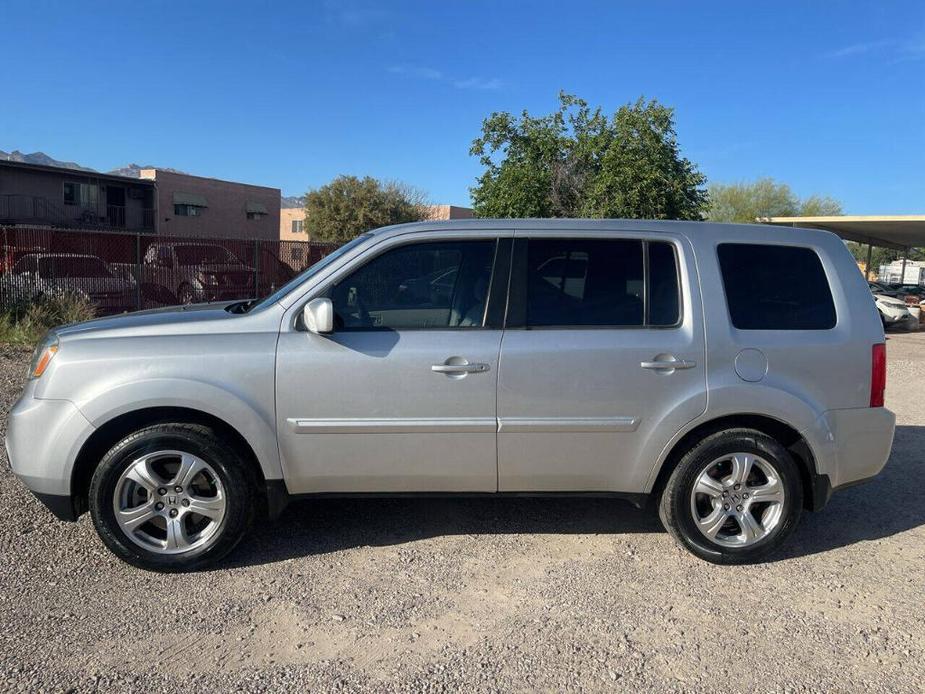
[1,252,134,314]
[0,226,337,315]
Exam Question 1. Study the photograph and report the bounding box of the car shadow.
[225,424,925,569]
[775,423,925,561]
[228,495,663,569]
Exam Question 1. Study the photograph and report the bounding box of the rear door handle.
[641,357,696,371]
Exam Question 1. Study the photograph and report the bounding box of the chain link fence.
[0,226,338,315]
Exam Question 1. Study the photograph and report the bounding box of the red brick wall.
[142,169,280,241]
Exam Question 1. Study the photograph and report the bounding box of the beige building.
[280,206,306,241]
[427,204,474,221]
[279,203,474,241]
[141,168,280,241]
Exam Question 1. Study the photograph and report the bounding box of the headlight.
[29,333,59,380]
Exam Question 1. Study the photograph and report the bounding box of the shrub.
[0,290,96,346]
[23,290,97,329]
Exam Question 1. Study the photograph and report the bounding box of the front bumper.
[6,395,96,520]
[880,309,909,324]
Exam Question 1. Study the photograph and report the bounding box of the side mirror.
[303,297,333,334]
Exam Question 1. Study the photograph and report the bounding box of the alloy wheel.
[689,452,785,548]
[112,450,226,554]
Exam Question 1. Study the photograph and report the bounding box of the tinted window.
[156,246,173,266]
[175,245,238,266]
[38,257,112,278]
[12,256,36,274]
[648,241,680,326]
[717,243,836,330]
[330,241,495,330]
[526,239,644,327]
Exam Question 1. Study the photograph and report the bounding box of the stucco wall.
[280,207,306,241]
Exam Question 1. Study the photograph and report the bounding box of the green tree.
[706,178,842,223]
[798,194,843,217]
[469,92,708,220]
[305,175,429,243]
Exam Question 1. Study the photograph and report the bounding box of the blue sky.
[2,1,923,212]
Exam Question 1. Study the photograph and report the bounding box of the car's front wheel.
[659,428,803,564]
[89,423,255,572]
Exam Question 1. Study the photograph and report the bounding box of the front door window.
[329,240,495,330]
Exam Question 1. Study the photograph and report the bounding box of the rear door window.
[526,239,644,327]
[717,243,836,330]
[648,241,680,327]
[515,238,681,328]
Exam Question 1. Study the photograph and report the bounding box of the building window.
[64,182,99,207]
[174,204,203,217]
[291,219,304,233]
[246,201,268,220]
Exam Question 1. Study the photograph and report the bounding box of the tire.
[658,428,803,565]
[89,423,255,572]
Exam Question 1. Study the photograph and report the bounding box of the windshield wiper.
[225,299,258,314]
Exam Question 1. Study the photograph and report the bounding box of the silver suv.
[6,220,895,571]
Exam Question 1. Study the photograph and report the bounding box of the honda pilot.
[6,220,895,571]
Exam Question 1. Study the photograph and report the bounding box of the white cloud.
[824,40,894,59]
[388,65,444,80]
[453,77,503,91]
[324,1,389,29]
[824,33,925,62]
[387,65,504,91]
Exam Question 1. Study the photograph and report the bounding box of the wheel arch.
[70,406,270,517]
[649,413,824,511]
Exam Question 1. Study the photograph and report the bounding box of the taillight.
[870,343,886,407]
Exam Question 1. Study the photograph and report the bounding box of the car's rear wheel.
[659,428,803,564]
[89,423,255,572]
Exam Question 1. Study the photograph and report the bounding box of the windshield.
[248,233,373,312]
[175,245,240,266]
[38,256,112,278]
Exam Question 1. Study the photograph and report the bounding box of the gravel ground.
[1,333,924,692]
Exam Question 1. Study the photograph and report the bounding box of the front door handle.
[432,362,491,374]
[641,356,697,371]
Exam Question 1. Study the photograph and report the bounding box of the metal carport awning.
[760,215,925,280]
[760,215,925,251]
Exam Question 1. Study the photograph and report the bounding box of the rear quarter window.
[717,243,836,330]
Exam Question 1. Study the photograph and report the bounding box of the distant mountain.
[108,163,188,178]
[0,149,96,172]
[281,195,305,209]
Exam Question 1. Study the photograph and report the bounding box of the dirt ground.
[1,332,923,692]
